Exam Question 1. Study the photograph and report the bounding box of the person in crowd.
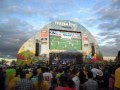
[15,71,34,90]
[71,69,80,90]
[7,69,16,90]
[0,67,6,90]
[55,74,67,90]
[95,69,105,90]
[16,67,22,77]
[91,65,99,79]
[50,67,58,89]
[37,68,42,75]
[109,71,115,90]
[83,71,98,90]
[13,70,21,86]
[37,73,48,90]
[79,70,87,90]
[56,68,63,86]
[43,67,53,89]
[115,50,120,63]
[114,63,120,90]
[58,67,68,86]
[31,69,38,90]
[26,69,32,80]
[103,65,110,89]
[64,78,76,90]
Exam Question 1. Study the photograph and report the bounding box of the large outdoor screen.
[49,29,82,50]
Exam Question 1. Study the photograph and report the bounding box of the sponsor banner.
[50,30,81,39]
[41,30,48,44]
[61,33,72,39]
[41,30,48,38]
[72,33,81,39]
[50,30,61,36]
[83,34,88,44]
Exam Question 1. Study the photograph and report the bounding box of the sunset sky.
[0,0,120,58]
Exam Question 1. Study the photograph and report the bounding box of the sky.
[0,0,120,58]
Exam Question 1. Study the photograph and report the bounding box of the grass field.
[50,36,82,50]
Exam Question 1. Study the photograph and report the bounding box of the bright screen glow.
[49,29,82,50]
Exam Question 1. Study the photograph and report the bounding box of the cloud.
[96,0,120,29]
[0,0,83,22]
[0,0,77,16]
[100,35,120,56]
[98,32,120,57]
[98,21,120,31]
[77,8,91,14]
[100,45,119,56]
[112,0,120,8]
[0,17,37,57]
[92,0,120,56]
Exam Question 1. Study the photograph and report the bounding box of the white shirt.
[43,72,53,88]
[72,76,80,90]
[91,68,99,78]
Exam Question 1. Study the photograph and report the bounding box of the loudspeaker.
[35,42,39,56]
[91,45,95,56]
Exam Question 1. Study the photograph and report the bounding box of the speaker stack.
[35,39,40,56]
[91,43,95,56]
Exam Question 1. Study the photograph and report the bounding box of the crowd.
[0,51,120,90]
[0,61,119,90]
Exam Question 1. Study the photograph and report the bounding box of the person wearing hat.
[91,65,99,79]
[83,71,98,90]
[95,69,105,90]
[96,69,103,77]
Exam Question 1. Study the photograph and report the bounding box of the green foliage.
[17,50,40,66]
[0,59,7,64]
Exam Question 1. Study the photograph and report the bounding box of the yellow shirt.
[56,73,62,85]
[33,81,48,90]
[14,76,21,84]
[26,73,32,79]
[8,73,16,90]
[37,68,42,74]
[114,67,120,88]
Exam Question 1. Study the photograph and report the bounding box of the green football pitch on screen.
[50,36,82,50]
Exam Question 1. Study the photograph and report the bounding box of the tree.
[0,59,7,64]
[10,60,16,66]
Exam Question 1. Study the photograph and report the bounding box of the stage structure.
[17,20,103,65]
